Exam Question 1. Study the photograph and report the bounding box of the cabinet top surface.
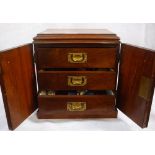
[33,29,120,44]
[39,29,116,35]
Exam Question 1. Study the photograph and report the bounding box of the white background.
[0,0,155,155]
[0,23,155,51]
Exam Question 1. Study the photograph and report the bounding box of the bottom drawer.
[37,91,117,119]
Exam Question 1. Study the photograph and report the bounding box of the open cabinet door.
[117,44,155,128]
[0,44,37,130]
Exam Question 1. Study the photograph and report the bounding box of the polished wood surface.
[33,29,120,44]
[0,44,37,130]
[38,70,116,90]
[34,29,119,120]
[1,28,155,130]
[38,29,116,34]
[37,94,117,118]
[117,44,155,128]
[36,47,118,69]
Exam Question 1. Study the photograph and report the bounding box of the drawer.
[38,70,116,90]
[36,47,117,69]
[37,91,117,119]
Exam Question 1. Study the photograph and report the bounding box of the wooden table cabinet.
[0,29,155,130]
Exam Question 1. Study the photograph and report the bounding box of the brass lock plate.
[138,76,153,100]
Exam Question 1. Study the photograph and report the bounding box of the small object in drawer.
[47,90,55,96]
[39,90,46,96]
[68,90,77,95]
[77,90,88,95]
[85,90,94,95]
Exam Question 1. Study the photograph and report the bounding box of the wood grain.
[37,95,117,118]
[0,44,37,130]
[117,44,155,128]
[33,29,120,44]
[36,47,118,69]
[34,29,119,121]
[38,70,116,90]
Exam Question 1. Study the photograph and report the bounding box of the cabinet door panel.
[117,44,155,128]
[0,44,37,130]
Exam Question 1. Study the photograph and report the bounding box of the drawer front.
[38,71,116,90]
[37,95,117,118]
[36,47,117,69]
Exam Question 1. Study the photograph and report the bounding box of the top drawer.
[35,47,117,69]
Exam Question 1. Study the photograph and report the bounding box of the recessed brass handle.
[67,102,86,111]
[68,53,87,63]
[68,76,87,86]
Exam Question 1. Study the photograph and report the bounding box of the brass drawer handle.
[68,76,87,86]
[68,53,87,63]
[67,102,86,111]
